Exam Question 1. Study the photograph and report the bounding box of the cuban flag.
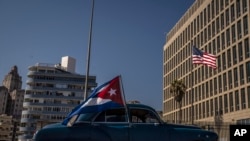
[62,76,126,125]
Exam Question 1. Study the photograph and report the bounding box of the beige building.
[163,0,250,125]
[0,115,13,141]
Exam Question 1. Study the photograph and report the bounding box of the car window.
[94,108,127,122]
[130,108,160,123]
[75,113,96,122]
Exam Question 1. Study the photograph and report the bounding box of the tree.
[170,79,186,124]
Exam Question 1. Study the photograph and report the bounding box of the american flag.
[192,46,217,69]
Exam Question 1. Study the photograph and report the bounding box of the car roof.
[126,103,156,111]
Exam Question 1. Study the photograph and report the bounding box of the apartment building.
[163,0,250,125]
[18,56,97,141]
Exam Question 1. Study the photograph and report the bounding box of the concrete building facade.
[163,0,250,125]
[18,56,97,141]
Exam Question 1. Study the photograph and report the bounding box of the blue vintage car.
[33,104,218,141]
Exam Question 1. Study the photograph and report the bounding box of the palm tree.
[170,79,186,124]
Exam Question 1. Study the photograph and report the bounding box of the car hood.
[42,123,66,129]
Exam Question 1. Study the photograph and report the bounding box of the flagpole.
[119,75,130,123]
[84,0,95,101]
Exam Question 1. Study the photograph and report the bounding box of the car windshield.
[75,113,96,123]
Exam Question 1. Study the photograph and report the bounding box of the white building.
[18,56,97,141]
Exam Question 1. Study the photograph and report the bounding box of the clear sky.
[0,0,195,110]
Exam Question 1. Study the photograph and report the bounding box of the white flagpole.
[119,75,130,123]
[84,0,95,101]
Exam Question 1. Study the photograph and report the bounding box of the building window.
[236,0,241,17]
[215,0,219,14]
[245,38,250,58]
[217,56,221,72]
[237,20,242,39]
[210,79,213,96]
[220,0,224,10]
[217,36,220,53]
[246,61,250,83]
[243,16,248,35]
[247,86,250,108]
[240,64,245,85]
[219,96,223,113]
[235,90,240,111]
[221,32,225,48]
[229,92,234,112]
[227,28,231,46]
[233,46,237,65]
[228,70,233,89]
[208,25,211,39]
[242,0,247,12]
[226,8,230,25]
[214,97,218,115]
[241,88,246,109]
[206,81,209,98]
[223,73,227,91]
[218,75,222,92]
[225,0,229,6]
[227,49,231,68]
[214,78,217,94]
[205,101,208,117]
[212,21,215,36]
[222,52,226,70]
[216,17,220,33]
[238,42,243,62]
[221,13,225,30]
[210,99,214,116]
[208,4,211,22]
[234,67,238,87]
[224,94,228,113]
[231,24,236,43]
[231,4,235,21]
[211,0,215,18]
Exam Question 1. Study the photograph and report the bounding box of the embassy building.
[163,0,250,126]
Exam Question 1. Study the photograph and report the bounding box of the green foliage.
[170,79,186,103]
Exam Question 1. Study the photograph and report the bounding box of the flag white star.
[108,88,116,96]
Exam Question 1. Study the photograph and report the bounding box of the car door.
[129,108,170,141]
[90,108,130,141]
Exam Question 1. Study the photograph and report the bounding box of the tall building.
[163,0,250,125]
[2,66,25,120]
[2,66,22,92]
[0,66,24,141]
[18,56,97,141]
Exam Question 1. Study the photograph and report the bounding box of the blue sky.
[0,0,194,110]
